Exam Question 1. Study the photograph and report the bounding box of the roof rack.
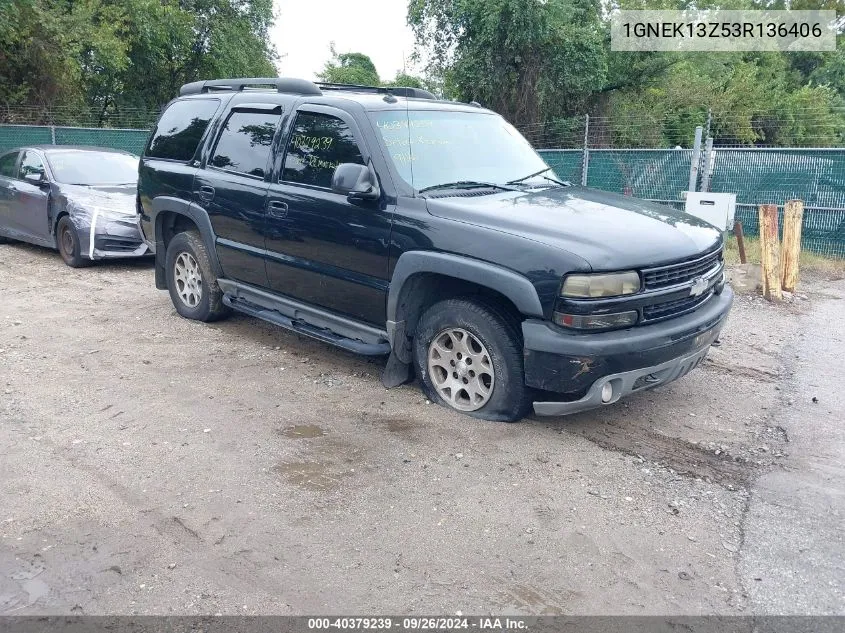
[316,82,437,100]
[178,77,438,101]
[179,77,322,97]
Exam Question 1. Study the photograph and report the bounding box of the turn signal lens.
[561,272,641,298]
[553,310,638,330]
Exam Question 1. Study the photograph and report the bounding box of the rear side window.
[282,112,364,188]
[209,110,281,179]
[0,151,18,177]
[146,99,218,161]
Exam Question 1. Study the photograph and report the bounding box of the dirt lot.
[0,242,842,615]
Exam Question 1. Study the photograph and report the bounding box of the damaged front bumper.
[73,212,149,260]
[62,190,149,260]
[523,286,734,416]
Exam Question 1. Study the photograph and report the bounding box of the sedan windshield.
[371,109,551,192]
[46,151,139,186]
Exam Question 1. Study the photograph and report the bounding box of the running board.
[223,295,390,356]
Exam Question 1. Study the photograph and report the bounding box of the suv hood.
[424,186,722,270]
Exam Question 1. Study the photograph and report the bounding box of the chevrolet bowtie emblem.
[689,276,709,297]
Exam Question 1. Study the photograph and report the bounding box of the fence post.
[759,204,782,301]
[687,126,703,193]
[580,114,589,187]
[781,199,804,293]
[700,137,714,192]
[50,125,56,145]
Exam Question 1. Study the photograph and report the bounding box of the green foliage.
[408,0,845,147]
[408,0,607,124]
[0,0,277,123]
[319,45,381,86]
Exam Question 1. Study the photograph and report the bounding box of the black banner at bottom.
[0,616,842,633]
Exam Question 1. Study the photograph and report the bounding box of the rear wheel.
[413,298,532,422]
[165,230,230,322]
[56,216,89,268]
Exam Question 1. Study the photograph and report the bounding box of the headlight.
[561,271,641,298]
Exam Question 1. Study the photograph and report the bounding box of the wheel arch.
[386,251,543,362]
[150,197,222,289]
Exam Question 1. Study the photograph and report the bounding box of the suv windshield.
[46,150,139,185]
[371,110,550,191]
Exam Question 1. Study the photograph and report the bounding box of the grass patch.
[724,235,845,279]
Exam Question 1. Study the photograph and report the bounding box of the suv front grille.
[642,291,713,322]
[643,248,722,290]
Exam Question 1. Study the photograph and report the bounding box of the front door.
[13,150,50,241]
[264,107,392,325]
[196,106,282,287]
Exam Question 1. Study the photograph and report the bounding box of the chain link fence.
[524,109,845,258]
[0,124,151,156]
[1,105,844,257]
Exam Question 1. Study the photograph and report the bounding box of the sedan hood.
[58,183,137,217]
[425,186,722,270]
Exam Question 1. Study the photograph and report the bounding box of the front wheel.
[413,298,532,422]
[56,216,89,268]
[165,230,230,322]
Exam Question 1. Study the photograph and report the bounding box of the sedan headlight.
[561,271,641,298]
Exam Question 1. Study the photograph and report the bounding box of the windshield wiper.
[507,167,571,187]
[418,180,517,194]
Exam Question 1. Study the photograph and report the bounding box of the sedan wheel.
[56,216,88,268]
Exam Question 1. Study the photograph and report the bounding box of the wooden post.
[781,199,804,293]
[758,204,782,301]
[733,221,747,264]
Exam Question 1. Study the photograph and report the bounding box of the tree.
[318,45,380,85]
[408,0,607,124]
[0,0,278,124]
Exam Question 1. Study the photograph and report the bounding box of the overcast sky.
[271,0,419,82]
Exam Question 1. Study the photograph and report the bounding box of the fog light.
[553,310,638,330]
[600,382,614,403]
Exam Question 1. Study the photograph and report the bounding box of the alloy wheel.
[427,327,495,411]
[174,252,203,308]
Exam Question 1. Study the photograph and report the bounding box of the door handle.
[266,200,288,219]
[198,185,215,203]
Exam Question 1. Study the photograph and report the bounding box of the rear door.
[195,105,282,287]
[13,150,50,241]
[264,106,393,325]
[0,150,20,237]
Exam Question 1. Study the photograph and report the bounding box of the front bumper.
[81,215,149,260]
[524,286,733,416]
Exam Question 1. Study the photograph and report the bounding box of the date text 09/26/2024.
[307,617,527,631]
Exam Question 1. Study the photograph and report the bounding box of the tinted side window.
[282,112,364,188]
[209,110,280,179]
[146,99,218,161]
[19,151,45,178]
[0,151,18,177]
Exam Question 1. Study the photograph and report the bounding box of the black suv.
[138,77,732,422]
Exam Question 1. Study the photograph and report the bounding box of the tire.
[56,215,90,268]
[165,230,230,322]
[413,298,532,422]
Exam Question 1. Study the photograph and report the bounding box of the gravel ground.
[0,242,842,615]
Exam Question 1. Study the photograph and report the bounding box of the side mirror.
[24,171,47,187]
[331,163,380,201]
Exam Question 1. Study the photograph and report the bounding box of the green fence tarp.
[53,127,150,155]
[0,125,53,152]
[0,125,149,155]
[540,147,845,258]
[1,126,843,257]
